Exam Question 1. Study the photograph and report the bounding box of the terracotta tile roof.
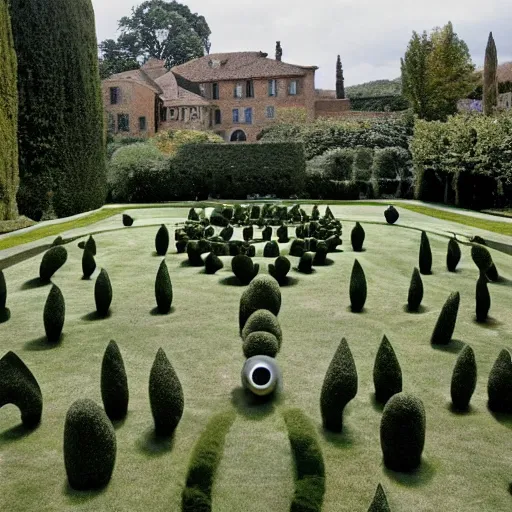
[154,72,210,106]
[170,51,317,82]
[105,69,163,94]
[142,58,168,80]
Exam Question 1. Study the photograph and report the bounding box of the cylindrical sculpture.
[241,356,281,397]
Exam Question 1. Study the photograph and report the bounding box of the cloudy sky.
[91,0,512,89]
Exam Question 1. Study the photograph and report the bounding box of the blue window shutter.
[232,109,239,123]
[245,107,252,124]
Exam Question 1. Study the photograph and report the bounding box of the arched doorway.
[230,129,247,142]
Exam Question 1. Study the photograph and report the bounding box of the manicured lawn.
[0,208,511,511]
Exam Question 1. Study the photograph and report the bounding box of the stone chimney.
[275,41,282,61]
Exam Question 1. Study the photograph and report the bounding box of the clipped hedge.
[242,309,282,347]
[407,267,424,312]
[239,275,281,332]
[43,284,65,342]
[243,331,279,358]
[232,254,259,285]
[101,340,129,421]
[95,269,113,317]
[269,256,291,284]
[373,335,402,405]
[351,222,365,252]
[40,246,68,283]
[419,231,432,275]
[431,291,460,345]
[487,349,512,413]
[368,483,391,512]
[155,260,173,313]
[446,238,461,272]
[451,344,477,410]
[349,259,367,312]
[82,249,96,279]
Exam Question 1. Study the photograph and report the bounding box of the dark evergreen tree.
[95,269,113,317]
[483,32,498,116]
[368,483,390,512]
[85,235,97,256]
[351,222,365,252]
[384,206,399,224]
[82,248,96,279]
[101,340,129,421]
[155,260,173,313]
[298,252,314,274]
[204,253,223,274]
[336,55,345,99]
[277,224,289,243]
[349,259,367,312]
[407,267,423,312]
[155,224,169,256]
[373,336,402,405]
[262,225,272,241]
[487,349,512,413]
[188,208,199,221]
[122,214,133,226]
[39,246,68,283]
[475,275,490,322]
[268,256,291,284]
[451,344,476,410]
[419,231,432,275]
[313,241,328,266]
[430,291,460,345]
[43,284,65,342]
[446,238,461,272]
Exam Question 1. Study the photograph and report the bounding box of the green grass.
[0,208,511,511]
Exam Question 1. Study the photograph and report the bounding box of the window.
[170,108,176,120]
[265,106,275,119]
[117,114,129,132]
[214,109,222,125]
[110,87,119,105]
[212,82,219,100]
[246,80,254,98]
[160,106,167,122]
[288,80,298,95]
[232,108,239,123]
[107,113,115,133]
[268,79,277,97]
[244,107,252,124]
[234,83,243,99]
[139,116,147,131]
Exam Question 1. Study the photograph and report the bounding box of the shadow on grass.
[230,386,278,421]
[63,481,107,504]
[383,458,435,487]
[321,423,355,448]
[152,251,166,257]
[352,248,367,253]
[24,335,62,351]
[346,306,368,315]
[81,310,112,322]
[20,277,48,290]
[112,415,128,430]
[136,427,176,456]
[490,276,512,287]
[0,423,36,447]
[370,392,385,412]
[293,267,316,275]
[0,308,10,323]
[218,276,246,287]
[402,304,428,314]
[447,403,477,416]
[472,316,502,329]
[150,306,176,316]
[488,407,512,430]
[431,339,465,354]
[278,276,300,287]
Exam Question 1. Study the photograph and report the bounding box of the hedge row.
[349,95,409,112]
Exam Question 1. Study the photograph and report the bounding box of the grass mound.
[239,275,281,331]
[82,248,96,279]
[446,238,461,272]
[155,260,173,313]
[349,259,367,312]
[407,267,423,312]
[487,349,512,413]
[368,483,390,512]
[43,284,65,342]
[242,309,282,347]
[320,338,358,432]
[351,222,365,252]
[380,392,425,472]
[283,408,325,512]
[204,253,224,275]
[232,254,259,285]
[182,410,236,512]
[243,331,279,358]
[95,269,113,317]
[64,399,116,490]
[430,291,460,345]
[39,246,68,283]
[269,256,291,284]
[0,351,42,427]
[155,224,169,256]
[101,340,129,421]
[419,231,432,275]
[149,348,184,436]
[373,335,402,405]
[263,240,280,258]
[451,344,477,411]
[475,275,490,322]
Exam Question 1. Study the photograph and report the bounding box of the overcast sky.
[91,0,512,89]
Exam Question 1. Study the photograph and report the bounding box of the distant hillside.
[345,78,402,98]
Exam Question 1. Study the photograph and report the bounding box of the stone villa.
[101,44,352,142]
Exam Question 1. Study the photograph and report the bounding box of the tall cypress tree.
[483,31,498,116]
[0,0,19,220]
[336,55,345,99]
[10,0,106,220]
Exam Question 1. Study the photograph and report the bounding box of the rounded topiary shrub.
[220,225,234,242]
[320,338,358,432]
[380,392,425,472]
[210,242,229,257]
[307,237,318,253]
[187,241,204,267]
[263,240,280,258]
[204,253,224,275]
[262,225,272,241]
[349,259,367,312]
[277,224,289,243]
[384,206,399,224]
[243,244,256,257]
[122,214,134,227]
[430,291,460,345]
[373,335,402,405]
[313,242,328,266]
[204,225,214,238]
[243,331,279,358]
[39,246,68,283]
[149,348,184,436]
[155,224,169,256]
[487,349,512,413]
[297,252,313,273]
[243,226,253,242]
[268,256,291,284]
[368,483,390,512]
[101,340,129,421]
[475,275,490,322]
[155,260,173,313]
[44,284,65,342]
[176,238,189,254]
[232,254,259,285]
[451,344,477,411]
[242,309,282,347]
[239,275,282,331]
[289,239,305,257]
[85,235,97,256]
[325,235,342,252]
[407,267,423,312]
[0,351,43,427]
[64,398,116,490]
[351,222,365,252]
[446,238,461,272]
[210,209,230,227]
[82,248,96,279]
[471,244,493,274]
[95,269,113,317]
[419,231,432,275]
[250,205,261,220]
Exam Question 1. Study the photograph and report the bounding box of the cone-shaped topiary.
[407,267,423,312]
[311,205,320,221]
[324,206,334,220]
[476,275,491,322]
[242,309,282,347]
[430,291,460,345]
[0,270,9,321]
[419,231,432,275]
[277,224,289,243]
[188,208,199,221]
[122,214,133,226]
[84,235,96,256]
[313,242,328,266]
[450,344,476,411]
[320,338,358,432]
[219,225,233,241]
[82,248,96,279]
[176,238,189,254]
[262,225,272,241]
[187,241,204,266]
[384,206,399,224]
[243,331,279,358]
[39,246,68,282]
[204,253,224,275]
[210,209,230,227]
[95,269,113,317]
[446,238,461,272]
[0,351,42,427]
[298,252,314,274]
[349,259,367,312]
[373,336,402,405]
[232,254,259,285]
[101,340,129,421]
[351,222,365,252]
[149,348,184,436]
[486,263,499,282]
[250,205,261,219]
[289,239,305,257]
[155,224,170,256]
[155,260,173,313]
[64,399,116,490]
[268,256,291,284]
[239,275,282,331]
[44,284,65,342]
[307,237,318,253]
[368,483,390,512]
[380,392,425,472]
[487,349,512,413]
[471,245,498,282]
[243,225,253,242]
[263,240,280,258]
[325,234,342,252]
